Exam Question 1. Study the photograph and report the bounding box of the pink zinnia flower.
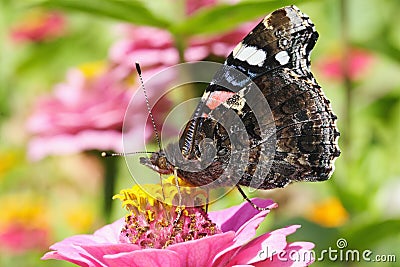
[26,64,132,160]
[42,178,314,266]
[0,194,51,255]
[27,62,171,161]
[0,225,50,255]
[10,10,66,43]
[109,0,254,74]
[109,25,178,76]
[186,0,217,15]
[317,48,374,81]
[109,23,254,72]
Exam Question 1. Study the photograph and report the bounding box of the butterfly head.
[140,151,174,175]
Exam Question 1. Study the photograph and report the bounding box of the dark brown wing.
[175,6,340,189]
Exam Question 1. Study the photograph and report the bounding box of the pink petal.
[80,244,141,266]
[229,232,288,265]
[42,235,106,267]
[42,251,97,267]
[253,241,315,267]
[266,241,315,267]
[212,199,277,247]
[230,225,306,266]
[0,225,49,254]
[42,218,126,266]
[28,130,123,161]
[185,46,211,61]
[211,199,277,266]
[11,11,66,43]
[167,231,235,267]
[186,0,217,15]
[208,198,276,233]
[104,249,182,267]
[233,202,278,246]
[317,49,374,81]
[91,218,125,243]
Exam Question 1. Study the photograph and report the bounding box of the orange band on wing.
[205,91,235,110]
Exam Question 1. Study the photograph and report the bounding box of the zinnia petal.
[229,225,314,267]
[167,231,235,267]
[208,198,276,233]
[104,248,182,267]
[42,219,127,266]
[43,189,314,267]
[211,199,278,266]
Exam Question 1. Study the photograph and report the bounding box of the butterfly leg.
[205,187,209,213]
[236,185,270,211]
[159,173,166,201]
[173,167,183,225]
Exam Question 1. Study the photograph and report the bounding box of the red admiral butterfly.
[140,6,340,203]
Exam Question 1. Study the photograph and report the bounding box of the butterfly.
[140,5,340,204]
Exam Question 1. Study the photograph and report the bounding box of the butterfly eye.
[157,156,167,169]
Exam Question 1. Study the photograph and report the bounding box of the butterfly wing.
[175,6,340,189]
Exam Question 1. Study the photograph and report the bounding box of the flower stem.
[101,153,118,223]
[340,0,352,160]
[174,33,186,64]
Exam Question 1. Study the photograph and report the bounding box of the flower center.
[113,177,222,249]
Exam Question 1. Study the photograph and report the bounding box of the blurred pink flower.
[109,26,177,76]
[27,60,173,161]
[42,198,314,266]
[0,194,51,255]
[186,0,217,15]
[186,0,242,15]
[27,65,131,160]
[186,24,254,60]
[109,0,254,70]
[0,225,50,254]
[27,1,259,161]
[10,10,66,43]
[317,48,374,81]
[109,21,254,74]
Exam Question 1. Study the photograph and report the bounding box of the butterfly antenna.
[135,62,162,151]
[101,151,153,157]
[135,62,165,200]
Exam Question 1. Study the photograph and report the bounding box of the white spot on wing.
[275,51,290,65]
[235,45,255,61]
[286,6,304,26]
[232,42,243,58]
[234,45,266,67]
[248,49,267,66]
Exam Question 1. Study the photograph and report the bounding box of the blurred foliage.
[0,0,400,266]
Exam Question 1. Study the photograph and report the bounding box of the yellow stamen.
[115,177,221,249]
[113,176,208,212]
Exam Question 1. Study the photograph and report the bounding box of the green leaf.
[343,219,400,250]
[32,0,170,28]
[170,0,317,35]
